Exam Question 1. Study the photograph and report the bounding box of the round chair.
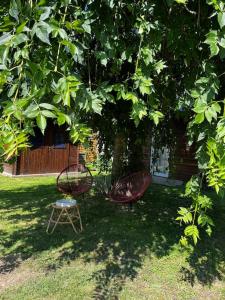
[56,163,93,197]
[107,171,152,205]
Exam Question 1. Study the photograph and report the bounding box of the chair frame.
[56,163,93,196]
[107,170,152,205]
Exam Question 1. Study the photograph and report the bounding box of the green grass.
[0,175,224,299]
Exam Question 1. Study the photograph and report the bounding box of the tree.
[0,0,225,245]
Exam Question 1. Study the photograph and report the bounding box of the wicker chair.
[56,163,93,197]
[107,171,151,205]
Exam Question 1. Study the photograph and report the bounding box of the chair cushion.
[55,199,77,208]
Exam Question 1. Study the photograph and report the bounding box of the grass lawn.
[0,175,225,300]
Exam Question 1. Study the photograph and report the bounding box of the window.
[30,129,44,149]
[79,153,86,163]
[54,130,66,149]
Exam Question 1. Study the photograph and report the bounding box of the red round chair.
[56,164,93,197]
[107,171,152,205]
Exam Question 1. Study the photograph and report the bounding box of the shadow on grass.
[0,180,224,298]
[180,201,225,287]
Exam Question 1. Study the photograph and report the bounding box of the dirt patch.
[0,255,40,292]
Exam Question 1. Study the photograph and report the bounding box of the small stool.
[46,199,83,234]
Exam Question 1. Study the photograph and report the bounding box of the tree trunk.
[111,125,152,183]
[111,132,126,183]
[127,125,151,173]
[141,126,152,172]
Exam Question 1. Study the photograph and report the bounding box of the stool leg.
[76,205,83,232]
[49,208,64,234]
[65,208,78,233]
[46,207,55,234]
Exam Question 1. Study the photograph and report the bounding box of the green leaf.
[184,225,199,245]
[26,110,39,118]
[206,225,212,236]
[150,111,164,126]
[57,113,71,126]
[96,51,108,66]
[215,184,220,194]
[141,47,153,65]
[205,31,218,45]
[210,43,219,57]
[185,176,200,197]
[35,23,51,45]
[205,108,214,123]
[194,112,205,124]
[65,20,84,33]
[8,83,18,97]
[179,236,188,247]
[40,6,51,21]
[13,33,29,46]
[39,103,56,110]
[139,84,151,95]
[204,31,219,57]
[219,38,225,48]
[193,102,207,114]
[218,12,225,29]
[9,0,20,22]
[24,104,39,118]
[70,123,92,144]
[212,102,221,113]
[217,119,225,139]
[58,29,68,40]
[191,89,200,98]
[41,110,56,118]
[124,92,138,104]
[198,214,214,227]
[36,114,47,134]
[61,40,77,56]
[61,0,71,6]
[197,195,213,209]
[92,98,103,115]
[65,115,72,125]
[64,88,70,106]
[154,60,166,74]
[0,33,13,46]
[82,20,91,34]
[4,133,14,144]
[57,113,66,125]
[175,0,187,3]
[132,103,147,121]
[53,94,62,103]
[16,21,28,34]
[176,207,193,224]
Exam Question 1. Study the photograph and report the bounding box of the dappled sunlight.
[0,176,224,298]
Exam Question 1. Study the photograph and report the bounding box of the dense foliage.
[0,0,225,245]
